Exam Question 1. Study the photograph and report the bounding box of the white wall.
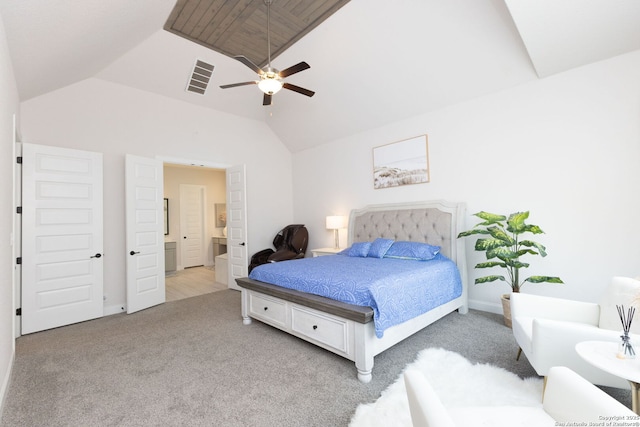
[20,78,294,313]
[10,19,640,323]
[293,50,640,313]
[0,11,19,415]
[163,165,226,267]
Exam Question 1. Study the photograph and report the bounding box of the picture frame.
[372,134,430,189]
[215,203,227,228]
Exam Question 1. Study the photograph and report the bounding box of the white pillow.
[598,276,640,333]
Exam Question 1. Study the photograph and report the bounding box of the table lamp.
[326,215,346,249]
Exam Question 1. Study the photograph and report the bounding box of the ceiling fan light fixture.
[219,0,315,104]
[258,76,283,95]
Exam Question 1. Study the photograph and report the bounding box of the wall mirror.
[164,198,169,235]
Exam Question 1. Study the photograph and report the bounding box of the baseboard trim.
[0,349,15,421]
[104,304,126,316]
[468,298,502,315]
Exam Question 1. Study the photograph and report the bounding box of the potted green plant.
[457,211,563,327]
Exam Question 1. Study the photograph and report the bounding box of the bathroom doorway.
[163,163,227,301]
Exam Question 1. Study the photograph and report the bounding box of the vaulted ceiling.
[164,0,351,69]
[1,0,639,153]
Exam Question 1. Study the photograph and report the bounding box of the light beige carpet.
[1,290,626,426]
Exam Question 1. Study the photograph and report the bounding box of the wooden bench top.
[236,277,374,324]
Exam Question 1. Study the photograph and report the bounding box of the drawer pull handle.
[264,307,268,311]
[313,325,318,330]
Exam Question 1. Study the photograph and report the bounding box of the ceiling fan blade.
[283,83,315,97]
[233,55,264,76]
[263,93,272,106]
[220,81,257,89]
[279,61,310,78]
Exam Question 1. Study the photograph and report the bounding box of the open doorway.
[163,163,227,302]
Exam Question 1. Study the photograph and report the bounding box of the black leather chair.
[248,224,309,273]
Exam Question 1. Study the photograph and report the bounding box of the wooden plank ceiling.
[164,0,350,68]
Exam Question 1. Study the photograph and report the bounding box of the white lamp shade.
[258,77,283,94]
[326,215,346,230]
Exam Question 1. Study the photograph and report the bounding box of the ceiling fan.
[219,0,315,106]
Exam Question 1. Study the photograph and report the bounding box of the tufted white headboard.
[348,200,468,288]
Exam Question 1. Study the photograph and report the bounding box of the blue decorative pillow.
[339,242,372,257]
[384,241,441,261]
[367,238,395,258]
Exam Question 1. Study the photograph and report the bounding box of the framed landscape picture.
[373,135,429,189]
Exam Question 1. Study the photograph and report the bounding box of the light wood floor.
[165,266,227,302]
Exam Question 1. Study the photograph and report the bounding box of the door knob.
[239,242,245,246]
[183,236,187,239]
[129,250,140,256]
[90,253,102,258]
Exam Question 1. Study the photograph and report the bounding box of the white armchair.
[404,366,635,427]
[511,276,640,389]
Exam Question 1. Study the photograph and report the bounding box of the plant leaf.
[503,260,529,269]
[520,240,547,257]
[506,211,529,233]
[486,246,517,260]
[523,224,544,234]
[475,238,508,253]
[524,276,564,284]
[487,226,514,244]
[475,261,506,269]
[515,248,538,257]
[475,275,506,284]
[473,211,506,227]
[457,229,490,238]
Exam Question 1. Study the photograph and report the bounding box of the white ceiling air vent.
[186,60,214,95]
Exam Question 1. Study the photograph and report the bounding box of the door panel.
[226,165,248,291]
[125,155,165,314]
[21,143,104,334]
[179,184,205,268]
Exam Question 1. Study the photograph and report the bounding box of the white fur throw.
[349,348,543,427]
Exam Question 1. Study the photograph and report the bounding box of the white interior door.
[125,155,165,314]
[21,143,104,334]
[14,124,22,338]
[226,165,248,291]
[179,184,205,268]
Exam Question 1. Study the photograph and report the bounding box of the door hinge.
[16,308,21,316]
[16,257,21,264]
[16,156,22,164]
[16,206,22,214]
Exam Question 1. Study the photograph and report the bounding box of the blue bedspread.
[248,253,462,338]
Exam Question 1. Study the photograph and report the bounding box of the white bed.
[236,200,469,383]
